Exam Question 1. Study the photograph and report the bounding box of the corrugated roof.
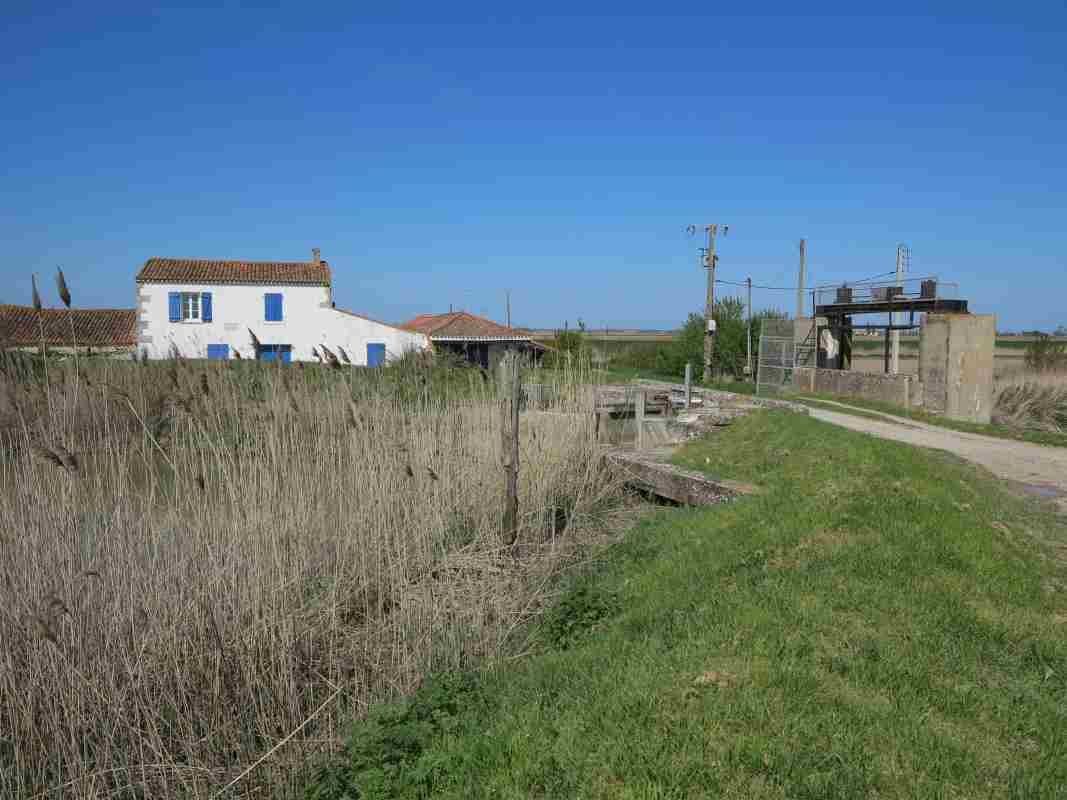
[400,311,532,341]
[0,305,137,348]
[136,257,331,286]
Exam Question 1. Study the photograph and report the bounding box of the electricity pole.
[701,224,727,381]
[796,239,806,320]
[506,290,511,328]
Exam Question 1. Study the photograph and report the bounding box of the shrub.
[1024,334,1067,372]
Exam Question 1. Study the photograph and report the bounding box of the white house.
[135,249,428,363]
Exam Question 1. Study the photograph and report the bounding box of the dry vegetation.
[993,370,1067,433]
[0,351,627,798]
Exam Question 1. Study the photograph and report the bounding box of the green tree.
[657,299,788,380]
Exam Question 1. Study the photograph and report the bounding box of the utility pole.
[506,290,511,328]
[701,224,727,381]
[796,239,806,320]
[890,244,904,374]
[746,276,753,376]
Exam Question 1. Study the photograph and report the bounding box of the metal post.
[684,363,692,409]
[890,244,903,374]
[746,276,753,377]
[796,238,806,320]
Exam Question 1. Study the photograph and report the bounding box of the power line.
[715,271,930,292]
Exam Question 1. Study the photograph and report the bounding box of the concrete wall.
[136,282,428,363]
[919,313,995,423]
[794,367,923,410]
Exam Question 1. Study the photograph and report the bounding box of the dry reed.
[0,354,625,798]
[993,369,1067,432]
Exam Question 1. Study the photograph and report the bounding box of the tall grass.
[0,352,623,798]
[993,369,1067,433]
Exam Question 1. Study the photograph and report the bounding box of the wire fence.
[756,335,796,396]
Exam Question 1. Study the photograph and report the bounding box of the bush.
[656,300,788,380]
[1024,334,1067,372]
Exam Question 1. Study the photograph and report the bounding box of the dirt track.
[806,400,1067,511]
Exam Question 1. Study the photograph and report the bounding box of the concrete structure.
[401,311,546,369]
[135,251,428,363]
[793,312,995,424]
[794,367,924,411]
[918,313,996,423]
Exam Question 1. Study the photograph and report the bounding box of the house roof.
[0,305,138,348]
[136,257,331,286]
[328,306,430,338]
[400,311,533,341]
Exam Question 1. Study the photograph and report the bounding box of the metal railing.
[815,278,959,308]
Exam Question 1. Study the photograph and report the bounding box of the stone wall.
[794,367,923,411]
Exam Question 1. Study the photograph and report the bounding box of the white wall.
[136,282,427,363]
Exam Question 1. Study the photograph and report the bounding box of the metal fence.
[755,335,796,396]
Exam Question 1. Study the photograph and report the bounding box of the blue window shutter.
[201,292,213,322]
[207,343,228,359]
[168,292,180,322]
[367,342,386,367]
[264,293,283,321]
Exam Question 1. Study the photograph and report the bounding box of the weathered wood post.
[500,354,520,546]
[635,387,645,450]
[684,363,692,409]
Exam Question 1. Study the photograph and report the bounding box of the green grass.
[787,391,1067,448]
[304,410,1067,799]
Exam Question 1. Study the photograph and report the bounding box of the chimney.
[311,247,321,264]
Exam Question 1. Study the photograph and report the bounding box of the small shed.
[400,311,545,369]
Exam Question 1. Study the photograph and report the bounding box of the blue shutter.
[207,344,229,359]
[264,293,283,321]
[201,292,213,322]
[168,292,180,322]
[367,342,386,367]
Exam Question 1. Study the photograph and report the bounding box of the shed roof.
[0,305,137,348]
[400,311,532,341]
[136,257,331,286]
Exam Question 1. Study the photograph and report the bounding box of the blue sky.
[2,3,1065,331]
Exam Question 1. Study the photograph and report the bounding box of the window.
[206,344,229,360]
[258,344,291,362]
[181,292,200,321]
[168,291,213,323]
[264,293,283,322]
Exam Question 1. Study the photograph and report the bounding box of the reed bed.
[993,369,1067,433]
[0,354,626,798]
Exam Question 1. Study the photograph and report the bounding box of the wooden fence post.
[635,388,645,450]
[501,355,520,546]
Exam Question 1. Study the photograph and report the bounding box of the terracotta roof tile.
[136,257,331,286]
[400,311,531,341]
[0,305,137,348]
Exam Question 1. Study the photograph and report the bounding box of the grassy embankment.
[305,409,1067,798]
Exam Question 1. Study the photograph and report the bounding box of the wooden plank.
[604,450,758,506]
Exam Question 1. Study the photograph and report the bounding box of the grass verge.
[304,409,1067,799]
[787,391,1067,448]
